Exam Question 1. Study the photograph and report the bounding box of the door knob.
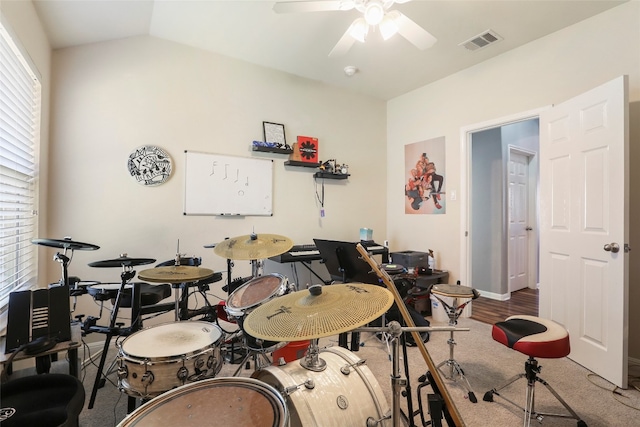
[603,243,620,253]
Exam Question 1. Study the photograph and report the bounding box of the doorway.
[461,114,540,302]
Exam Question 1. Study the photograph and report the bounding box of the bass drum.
[252,346,390,427]
[117,377,288,427]
[117,321,223,399]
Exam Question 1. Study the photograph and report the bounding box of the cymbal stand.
[172,251,186,321]
[87,266,136,409]
[251,258,264,277]
[299,338,327,372]
[52,249,77,311]
[355,322,469,427]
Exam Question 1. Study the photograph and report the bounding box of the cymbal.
[32,238,100,251]
[89,256,156,268]
[213,233,293,260]
[137,265,216,284]
[242,283,394,342]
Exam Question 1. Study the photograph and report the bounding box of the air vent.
[459,30,503,51]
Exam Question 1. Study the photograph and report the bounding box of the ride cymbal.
[89,255,156,268]
[137,265,216,284]
[32,237,100,251]
[243,283,394,342]
[213,233,293,260]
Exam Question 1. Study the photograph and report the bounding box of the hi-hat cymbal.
[213,233,293,260]
[32,238,100,251]
[243,283,394,342]
[137,265,216,284]
[89,256,156,268]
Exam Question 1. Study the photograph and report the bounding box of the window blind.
[0,21,41,312]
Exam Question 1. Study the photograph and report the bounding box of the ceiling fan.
[273,0,437,56]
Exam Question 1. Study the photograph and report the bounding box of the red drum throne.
[483,315,587,427]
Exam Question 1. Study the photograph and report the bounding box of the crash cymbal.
[32,237,100,251]
[89,255,156,268]
[243,283,394,342]
[213,233,293,260]
[137,265,216,284]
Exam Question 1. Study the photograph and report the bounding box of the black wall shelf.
[284,160,321,168]
[314,172,349,180]
[252,146,293,155]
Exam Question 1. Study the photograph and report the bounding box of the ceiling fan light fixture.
[379,13,399,40]
[364,1,385,26]
[349,17,369,42]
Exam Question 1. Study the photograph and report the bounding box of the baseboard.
[476,290,510,301]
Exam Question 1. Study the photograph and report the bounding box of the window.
[0,21,41,316]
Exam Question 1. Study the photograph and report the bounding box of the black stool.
[0,373,85,427]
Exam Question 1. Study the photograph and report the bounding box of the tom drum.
[226,273,290,352]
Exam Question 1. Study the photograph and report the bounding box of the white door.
[508,151,530,293]
[539,76,628,388]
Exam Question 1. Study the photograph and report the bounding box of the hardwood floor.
[470,288,538,325]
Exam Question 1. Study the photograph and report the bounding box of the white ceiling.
[32,0,626,100]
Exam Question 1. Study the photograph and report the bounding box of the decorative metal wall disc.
[127,145,172,186]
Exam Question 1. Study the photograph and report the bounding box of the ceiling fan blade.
[273,1,348,14]
[394,11,437,50]
[328,27,357,57]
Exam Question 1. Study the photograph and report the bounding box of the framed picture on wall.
[404,137,446,214]
[263,121,286,148]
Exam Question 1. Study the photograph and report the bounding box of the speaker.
[5,291,31,353]
[31,288,49,341]
[48,285,71,342]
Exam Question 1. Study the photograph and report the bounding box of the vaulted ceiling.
[32,0,626,100]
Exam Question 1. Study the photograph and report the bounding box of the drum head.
[117,378,287,427]
[121,321,222,358]
[227,274,285,311]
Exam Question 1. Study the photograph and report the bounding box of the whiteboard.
[184,151,273,216]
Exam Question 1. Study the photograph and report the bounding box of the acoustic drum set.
[33,233,465,427]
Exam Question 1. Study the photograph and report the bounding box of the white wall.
[47,36,387,325]
[387,1,640,357]
[1,0,52,276]
[387,1,640,283]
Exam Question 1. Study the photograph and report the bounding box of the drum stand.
[431,289,478,403]
[232,340,273,376]
[87,267,137,410]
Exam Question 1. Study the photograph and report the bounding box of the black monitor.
[313,239,380,285]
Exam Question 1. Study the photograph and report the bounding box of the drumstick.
[355,243,466,427]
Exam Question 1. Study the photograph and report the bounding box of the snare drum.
[117,377,288,427]
[117,321,223,398]
[252,346,390,427]
[225,273,289,319]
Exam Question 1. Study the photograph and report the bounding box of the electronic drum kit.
[32,234,463,427]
